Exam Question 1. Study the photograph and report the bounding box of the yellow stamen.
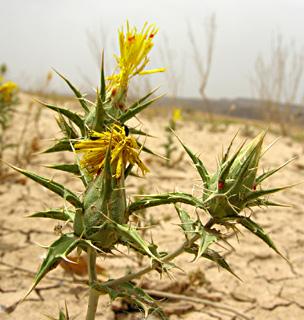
[105,21,167,93]
[75,125,149,179]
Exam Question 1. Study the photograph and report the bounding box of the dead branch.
[251,35,304,135]
[145,289,253,320]
[188,14,216,123]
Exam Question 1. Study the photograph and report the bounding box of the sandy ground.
[1,92,304,320]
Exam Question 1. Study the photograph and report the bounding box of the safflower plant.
[7,22,293,319]
[162,109,183,167]
[0,64,19,178]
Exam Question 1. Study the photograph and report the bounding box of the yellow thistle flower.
[75,124,149,179]
[172,109,183,121]
[106,21,167,93]
[0,81,18,102]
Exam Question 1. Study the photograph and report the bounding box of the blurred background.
[2,0,304,102]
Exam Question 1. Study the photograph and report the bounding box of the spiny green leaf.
[43,302,73,320]
[255,158,294,185]
[88,281,168,320]
[100,50,106,102]
[118,94,165,123]
[129,127,154,137]
[43,315,57,320]
[7,163,82,208]
[128,192,206,215]
[235,216,289,263]
[174,204,195,241]
[129,85,161,110]
[194,227,217,263]
[73,208,85,237]
[185,247,241,280]
[42,139,72,153]
[136,141,166,159]
[55,113,78,139]
[84,106,96,127]
[101,130,114,205]
[22,234,83,301]
[71,145,92,188]
[28,209,75,222]
[245,198,290,208]
[59,310,66,320]
[114,223,162,262]
[45,163,80,175]
[234,131,266,166]
[243,185,294,204]
[218,140,246,183]
[34,98,86,136]
[202,249,242,281]
[231,139,262,194]
[53,68,90,114]
[82,172,103,212]
[220,130,240,164]
[130,287,167,320]
[174,132,209,184]
[92,89,105,132]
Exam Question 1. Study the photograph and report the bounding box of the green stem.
[85,247,100,320]
[103,235,199,288]
[103,218,215,288]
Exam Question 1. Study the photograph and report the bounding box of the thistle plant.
[162,109,183,167]
[8,22,294,320]
[0,64,18,178]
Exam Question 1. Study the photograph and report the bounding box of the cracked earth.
[1,92,304,319]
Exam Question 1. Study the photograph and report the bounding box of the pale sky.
[2,0,304,101]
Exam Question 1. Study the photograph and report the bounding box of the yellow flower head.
[0,81,18,102]
[75,124,149,179]
[106,21,167,93]
[172,109,183,121]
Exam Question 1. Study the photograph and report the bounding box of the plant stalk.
[103,218,215,288]
[85,247,100,320]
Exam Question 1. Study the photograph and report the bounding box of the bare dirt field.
[1,92,304,319]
